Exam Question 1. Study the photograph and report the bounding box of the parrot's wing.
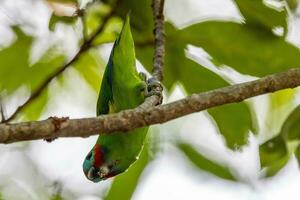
[96,49,114,116]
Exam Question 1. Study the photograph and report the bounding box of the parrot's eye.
[86,151,92,160]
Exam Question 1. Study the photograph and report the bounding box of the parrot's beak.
[86,166,100,182]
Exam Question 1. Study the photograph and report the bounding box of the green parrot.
[83,16,156,182]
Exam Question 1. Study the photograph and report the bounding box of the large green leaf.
[0,26,65,121]
[179,21,300,77]
[178,143,236,180]
[137,23,254,149]
[104,145,149,200]
[208,103,253,149]
[0,27,66,94]
[234,0,288,35]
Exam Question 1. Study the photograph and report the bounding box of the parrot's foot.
[145,77,163,105]
[139,72,147,82]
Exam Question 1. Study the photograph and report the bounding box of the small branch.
[141,0,166,107]
[1,68,300,144]
[151,0,165,82]
[2,5,116,123]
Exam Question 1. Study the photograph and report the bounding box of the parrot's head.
[83,144,118,182]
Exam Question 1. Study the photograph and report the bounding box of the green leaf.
[73,49,103,91]
[264,154,289,177]
[104,145,149,200]
[21,89,49,121]
[279,105,300,140]
[265,89,296,137]
[259,135,287,168]
[101,0,153,42]
[0,26,65,120]
[49,14,78,31]
[208,103,253,149]
[179,21,300,77]
[285,0,298,11]
[0,26,33,94]
[0,27,66,95]
[234,0,288,35]
[49,194,64,200]
[178,143,236,181]
[137,23,254,149]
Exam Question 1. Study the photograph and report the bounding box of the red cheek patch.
[93,144,104,167]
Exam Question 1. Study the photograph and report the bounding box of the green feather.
[83,15,148,182]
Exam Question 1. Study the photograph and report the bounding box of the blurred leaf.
[234,0,288,35]
[73,49,103,91]
[178,143,236,180]
[102,0,153,42]
[0,27,66,94]
[264,154,289,177]
[93,17,123,45]
[295,144,300,167]
[104,145,149,200]
[21,89,49,121]
[208,103,253,149]
[265,89,296,137]
[259,135,287,168]
[30,48,66,90]
[0,26,65,120]
[137,23,254,149]
[0,26,33,94]
[279,105,300,140]
[49,14,78,31]
[286,0,298,11]
[179,21,300,77]
[49,194,64,200]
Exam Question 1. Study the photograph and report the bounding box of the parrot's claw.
[139,72,147,82]
[145,77,163,105]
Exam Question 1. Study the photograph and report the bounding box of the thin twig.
[151,0,165,81]
[1,68,300,144]
[2,4,117,123]
[140,0,166,107]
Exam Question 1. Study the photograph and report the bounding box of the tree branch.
[1,68,300,144]
[2,4,117,123]
[140,0,166,107]
[151,0,165,82]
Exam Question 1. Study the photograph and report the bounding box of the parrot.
[82,16,159,182]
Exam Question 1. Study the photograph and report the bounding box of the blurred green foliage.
[2,0,300,199]
[178,143,236,180]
